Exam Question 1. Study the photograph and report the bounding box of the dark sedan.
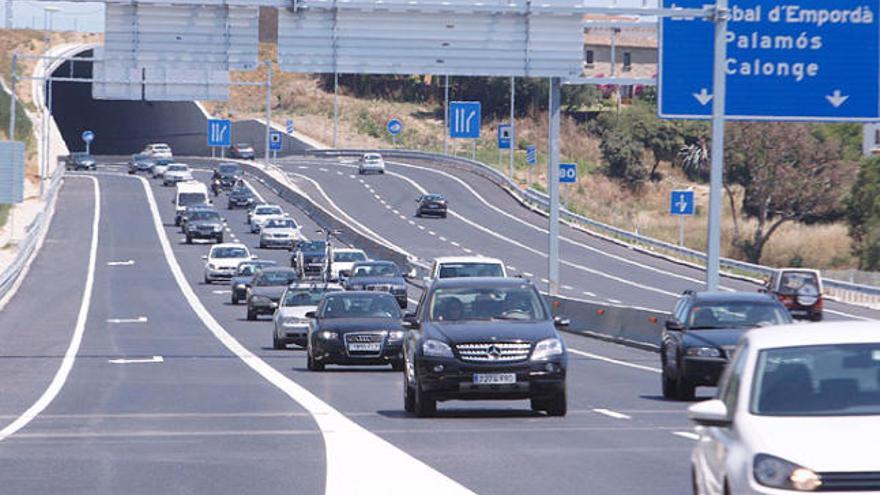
[227,186,256,209]
[661,291,792,401]
[344,260,407,308]
[128,153,154,174]
[213,162,243,189]
[230,259,277,305]
[229,143,255,160]
[246,267,300,320]
[67,152,96,171]
[178,203,213,230]
[306,291,405,371]
[415,194,448,218]
[403,277,569,417]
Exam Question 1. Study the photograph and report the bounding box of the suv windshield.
[687,302,791,330]
[190,211,220,222]
[283,288,333,307]
[301,241,327,253]
[212,247,248,259]
[428,286,546,322]
[334,251,367,262]
[319,294,401,319]
[256,206,282,216]
[231,187,253,197]
[178,193,206,206]
[236,261,275,276]
[219,164,240,174]
[751,343,880,416]
[438,263,503,278]
[352,263,399,277]
[255,271,298,286]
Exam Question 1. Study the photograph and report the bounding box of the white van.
[174,181,210,224]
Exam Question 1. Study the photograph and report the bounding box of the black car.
[230,259,277,305]
[128,153,155,174]
[177,203,213,229]
[403,277,569,417]
[293,240,328,279]
[344,260,408,308]
[246,267,300,320]
[415,194,448,218]
[661,290,792,401]
[229,143,255,160]
[227,186,256,209]
[67,152,96,171]
[184,209,225,244]
[213,162,243,189]
[305,291,405,371]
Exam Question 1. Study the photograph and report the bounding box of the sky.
[3,1,104,33]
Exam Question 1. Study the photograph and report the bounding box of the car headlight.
[208,263,217,270]
[685,347,722,358]
[387,330,405,341]
[422,339,453,358]
[531,338,564,361]
[282,317,307,327]
[213,225,222,232]
[754,454,821,491]
[319,331,338,340]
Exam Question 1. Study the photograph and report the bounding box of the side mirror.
[305,311,316,319]
[201,255,208,260]
[403,312,419,329]
[688,400,731,427]
[553,316,570,328]
[270,302,278,309]
[665,319,685,332]
[404,268,418,280]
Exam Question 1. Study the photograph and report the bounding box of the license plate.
[473,373,516,385]
[348,343,381,352]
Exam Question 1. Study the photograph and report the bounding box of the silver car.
[273,282,343,349]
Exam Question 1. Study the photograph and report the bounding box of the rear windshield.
[424,195,445,202]
[352,263,399,277]
[212,247,248,259]
[256,206,282,215]
[255,270,298,286]
[777,271,820,295]
[168,165,188,172]
[438,262,504,278]
[334,251,367,262]
[219,164,240,174]
[189,211,220,221]
[265,218,297,229]
[178,193,206,206]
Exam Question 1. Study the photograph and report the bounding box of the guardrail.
[0,166,65,303]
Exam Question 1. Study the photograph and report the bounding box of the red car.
[762,268,824,321]
[229,143,255,160]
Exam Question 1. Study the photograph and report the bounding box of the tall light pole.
[40,6,59,198]
[43,6,59,47]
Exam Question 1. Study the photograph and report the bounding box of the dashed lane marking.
[567,348,661,374]
[592,409,632,420]
[672,431,700,441]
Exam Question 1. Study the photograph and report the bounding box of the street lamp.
[43,6,59,47]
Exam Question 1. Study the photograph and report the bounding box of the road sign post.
[670,189,696,247]
[548,79,561,296]
[387,118,403,147]
[526,144,537,187]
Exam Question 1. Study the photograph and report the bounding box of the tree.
[847,156,880,270]
[600,129,647,188]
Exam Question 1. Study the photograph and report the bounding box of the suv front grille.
[346,333,383,343]
[456,342,531,362]
[344,332,384,357]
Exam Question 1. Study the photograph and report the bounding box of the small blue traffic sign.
[81,130,94,143]
[207,119,231,147]
[387,119,403,136]
[659,0,880,121]
[670,190,695,216]
[286,119,294,135]
[498,124,512,150]
[269,131,283,151]
[449,102,481,139]
[526,145,537,165]
[559,163,577,184]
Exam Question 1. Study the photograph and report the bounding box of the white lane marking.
[107,260,135,266]
[363,184,370,189]
[508,265,517,271]
[379,199,386,204]
[561,285,573,290]
[0,176,100,442]
[451,241,461,247]
[385,205,392,209]
[439,236,447,241]
[673,431,700,441]
[137,176,473,495]
[825,309,873,321]
[108,356,164,364]
[540,278,550,284]
[417,225,425,231]
[213,290,232,295]
[583,291,596,297]
[106,316,149,324]
[523,272,534,277]
[225,227,232,232]
[374,194,381,200]
[348,174,356,179]
[428,231,436,236]
[243,179,267,203]
[463,248,473,253]
[392,209,400,215]
[358,179,365,183]
[399,215,407,220]
[568,348,661,374]
[608,298,623,304]
[336,171,343,176]
[592,408,632,420]
[407,220,415,225]
[298,166,308,170]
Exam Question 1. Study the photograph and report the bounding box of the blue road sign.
[526,145,537,165]
[387,119,403,136]
[207,119,231,147]
[286,119,295,135]
[449,101,481,139]
[559,163,577,184]
[498,124,512,149]
[670,190,695,216]
[659,0,880,121]
[81,130,94,143]
[269,131,283,151]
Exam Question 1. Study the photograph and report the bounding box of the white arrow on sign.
[107,260,135,266]
[825,90,849,108]
[108,355,164,364]
[676,196,688,213]
[692,88,713,106]
[106,316,148,324]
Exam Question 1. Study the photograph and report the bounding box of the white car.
[429,256,508,279]
[329,248,368,281]
[272,282,343,349]
[259,216,302,249]
[689,321,880,495]
[143,143,173,159]
[358,153,385,174]
[162,163,193,186]
[203,243,253,284]
[250,204,285,233]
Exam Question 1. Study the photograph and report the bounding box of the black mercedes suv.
[403,277,569,417]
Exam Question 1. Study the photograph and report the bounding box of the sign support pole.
[471,139,476,161]
[548,77,561,296]
[8,54,16,144]
[264,59,272,165]
[706,1,729,291]
[443,75,449,155]
[679,215,685,247]
[333,72,339,148]
[509,76,515,179]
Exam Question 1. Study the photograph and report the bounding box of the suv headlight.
[531,338,564,361]
[282,317,307,327]
[319,331,338,340]
[753,454,821,491]
[387,330,405,341]
[213,225,222,232]
[685,347,722,358]
[422,339,453,358]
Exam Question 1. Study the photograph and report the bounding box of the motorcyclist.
[211,178,221,197]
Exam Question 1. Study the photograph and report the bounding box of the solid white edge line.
[136,175,472,495]
[592,408,632,420]
[672,431,700,441]
[0,176,100,441]
[568,348,662,374]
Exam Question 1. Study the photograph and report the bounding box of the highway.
[0,155,877,494]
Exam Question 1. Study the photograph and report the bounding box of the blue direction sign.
[387,119,403,136]
[207,119,231,147]
[526,145,537,165]
[81,130,94,143]
[286,119,295,135]
[449,101,481,138]
[659,0,880,121]
[498,124,512,149]
[269,131,283,151]
[670,190,695,216]
[559,163,577,183]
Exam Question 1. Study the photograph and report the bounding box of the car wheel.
[216,234,224,244]
[391,359,404,372]
[662,369,676,399]
[259,241,265,249]
[440,212,447,218]
[415,211,421,218]
[185,235,192,244]
[676,373,696,401]
[247,307,257,321]
[529,398,547,412]
[811,312,823,322]
[544,391,567,417]
[413,377,436,417]
[204,276,211,285]
[403,377,416,413]
[307,351,324,371]
[273,333,285,350]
